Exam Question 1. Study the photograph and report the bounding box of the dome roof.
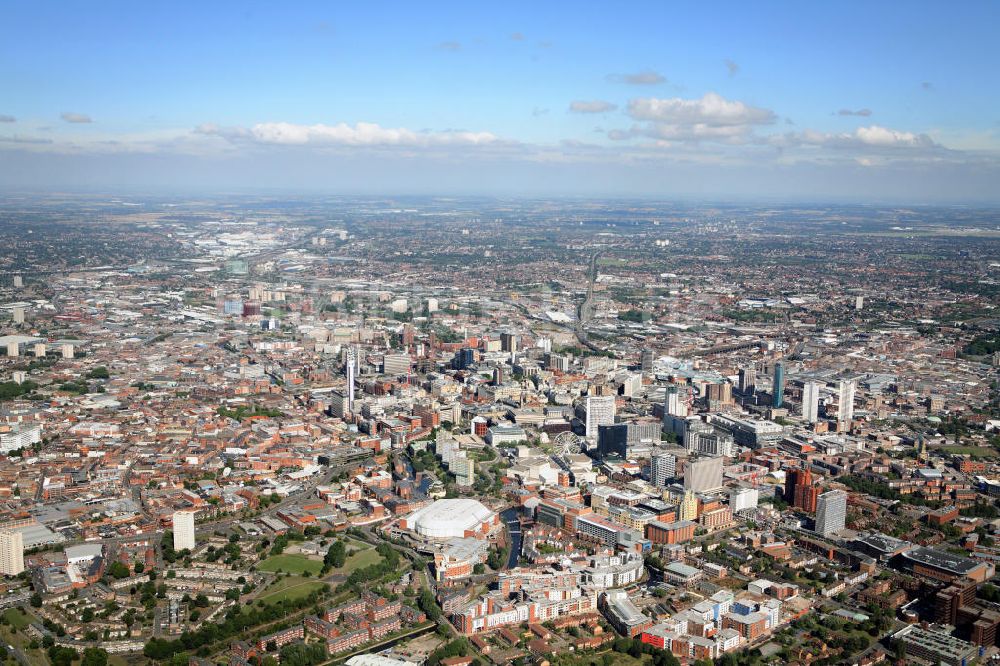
[409,499,495,539]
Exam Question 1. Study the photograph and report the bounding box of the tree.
[30,592,42,607]
[324,540,347,569]
[81,647,109,666]
[107,561,130,579]
[47,646,78,666]
[418,588,441,622]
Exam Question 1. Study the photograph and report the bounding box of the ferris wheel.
[554,431,585,456]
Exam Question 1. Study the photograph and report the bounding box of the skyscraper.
[345,351,356,414]
[585,396,616,439]
[684,456,723,493]
[815,489,847,536]
[500,332,518,354]
[801,381,820,423]
[650,451,676,487]
[173,510,196,551]
[838,379,856,427]
[640,348,654,373]
[664,386,688,418]
[738,364,757,395]
[785,468,818,512]
[772,361,785,408]
[0,530,24,576]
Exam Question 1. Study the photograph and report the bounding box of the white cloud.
[617,92,776,144]
[61,112,93,123]
[854,125,933,148]
[627,93,776,126]
[568,100,617,114]
[608,70,666,85]
[197,121,498,147]
[774,125,939,151]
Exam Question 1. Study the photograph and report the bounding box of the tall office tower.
[597,424,629,459]
[684,456,723,493]
[650,451,676,487]
[500,332,518,354]
[640,348,654,373]
[706,382,732,407]
[383,353,411,376]
[772,362,785,408]
[801,381,820,423]
[664,386,688,418]
[401,324,415,347]
[678,490,698,521]
[738,365,757,395]
[345,349,357,413]
[12,275,22,288]
[12,307,24,325]
[61,344,74,359]
[173,510,196,551]
[0,530,24,576]
[330,390,347,419]
[450,455,475,487]
[453,348,476,370]
[854,295,864,310]
[585,396,616,439]
[690,431,735,458]
[815,490,847,536]
[426,297,439,313]
[838,379,856,426]
[785,468,819,512]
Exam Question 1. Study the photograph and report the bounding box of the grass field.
[258,553,323,575]
[0,609,46,666]
[340,548,381,571]
[258,576,328,604]
[3,607,33,629]
[934,445,999,457]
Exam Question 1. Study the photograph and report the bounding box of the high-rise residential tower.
[838,379,856,427]
[802,381,820,423]
[0,530,24,576]
[816,490,847,536]
[173,510,196,551]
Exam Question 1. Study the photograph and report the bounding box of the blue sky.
[1,1,998,201]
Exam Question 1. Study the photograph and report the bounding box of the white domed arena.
[399,499,498,539]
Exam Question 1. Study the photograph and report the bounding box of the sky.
[1,1,999,202]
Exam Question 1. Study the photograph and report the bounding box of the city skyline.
[2,1,999,201]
